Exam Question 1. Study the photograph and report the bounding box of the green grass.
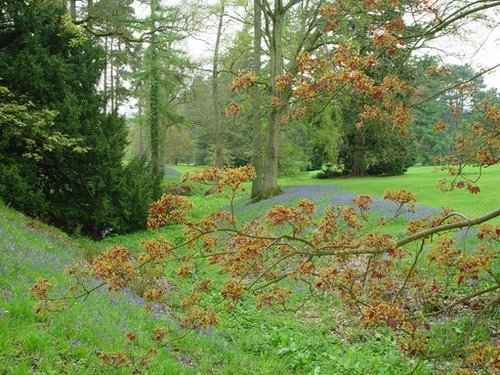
[278,165,500,218]
[167,164,499,218]
[1,164,498,374]
[3,201,422,375]
[0,202,191,374]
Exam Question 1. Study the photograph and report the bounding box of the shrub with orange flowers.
[224,101,242,116]
[436,100,500,193]
[31,165,499,372]
[231,71,258,92]
[91,245,135,291]
[30,278,51,299]
[146,194,193,229]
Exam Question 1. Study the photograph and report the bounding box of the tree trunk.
[213,1,225,168]
[69,0,77,21]
[103,36,108,113]
[350,129,367,176]
[250,0,264,200]
[149,0,160,170]
[115,40,121,111]
[138,97,144,156]
[87,0,93,31]
[110,38,115,113]
[261,2,284,199]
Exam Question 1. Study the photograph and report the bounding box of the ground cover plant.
[1,201,344,375]
[24,164,499,374]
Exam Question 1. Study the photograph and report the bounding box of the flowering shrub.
[231,71,258,92]
[146,195,193,229]
[435,100,500,193]
[31,166,500,372]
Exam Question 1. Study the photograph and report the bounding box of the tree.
[231,0,326,199]
[148,0,161,169]
[139,0,189,170]
[410,59,494,166]
[0,0,161,236]
[250,0,264,199]
[163,125,194,165]
[212,0,227,168]
[233,0,500,191]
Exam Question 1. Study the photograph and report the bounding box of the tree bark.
[257,0,322,200]
[87,0,93,31]
[149,0,160,170]
[350,128,367,177]
[103,36,108,113]
[69,0,77,21]
[115,40,121,111]
[261,1,284,199]
[251,0,264,200]
[110,37,115,113]
[212,1,226,168]
[138,97,144,156]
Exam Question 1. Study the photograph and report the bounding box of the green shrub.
[0,1,162,238]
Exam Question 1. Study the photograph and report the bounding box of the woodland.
[0,0,499,374]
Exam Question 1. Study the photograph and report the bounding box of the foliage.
[33,164,499,373]
[0,0,161,237]
[435,99,500,194]
[411,59,492,166]
[163,182,196,197]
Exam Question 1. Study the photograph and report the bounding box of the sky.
[416,6,500,91]
[132,1,500,90]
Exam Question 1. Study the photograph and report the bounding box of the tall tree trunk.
[87,0,93,31]
[110,38,115,113]
[138,97,144,156]
[69,0,77,21]
[115,40,121,111]
[251,0,263,200]
[103,36,108,113]
[350,128,367,176]
[261,2,284,199]
[212,1,225,168]
[149,0,160,170]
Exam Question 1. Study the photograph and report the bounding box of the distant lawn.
[279,165,500,218]
[166,164,499,219]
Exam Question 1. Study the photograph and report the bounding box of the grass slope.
[0,202,194,374]
[2,165,498,374]
[1,202,423,374]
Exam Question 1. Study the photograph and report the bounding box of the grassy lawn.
[279,165,500,218]
[168,164,499,218]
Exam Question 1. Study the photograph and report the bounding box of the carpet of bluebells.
[163,166,182,178]
[0,205,190,373]
[231,185,442,223]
